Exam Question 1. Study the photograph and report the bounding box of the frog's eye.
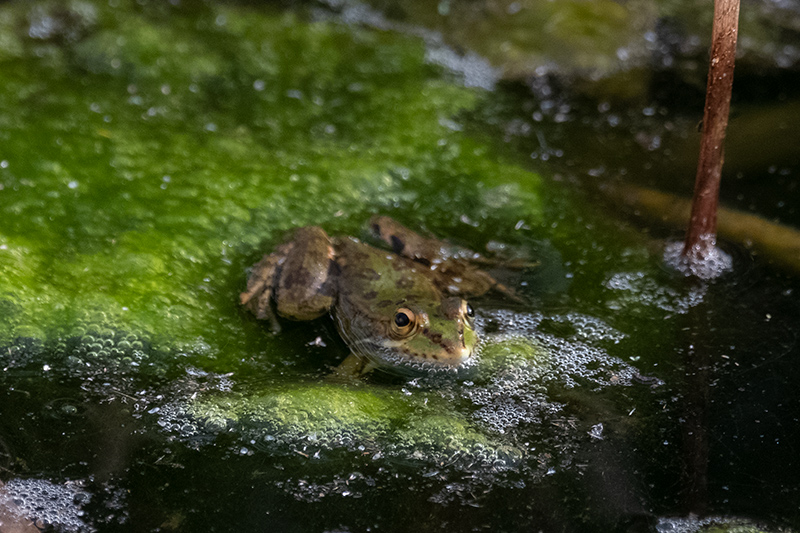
[391,308,417,337]
[461,300,475,319]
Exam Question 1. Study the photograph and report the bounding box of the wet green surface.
[0,1,799,532]
[0,0,542,355]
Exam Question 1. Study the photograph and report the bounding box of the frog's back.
[333,237,440,303]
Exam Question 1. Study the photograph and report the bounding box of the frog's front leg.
[240,226,337,332]
[326,353,379,382]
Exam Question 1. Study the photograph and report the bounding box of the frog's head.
[337,296,479,370]
[388,297,478,367]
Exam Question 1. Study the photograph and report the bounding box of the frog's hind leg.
[240,243,293,333]
[369,215,446,264]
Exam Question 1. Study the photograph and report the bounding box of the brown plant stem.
[683,0,740,262]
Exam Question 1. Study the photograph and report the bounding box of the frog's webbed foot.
[240,242,293,333]
[486,278,526,304]
[470,271,526,304]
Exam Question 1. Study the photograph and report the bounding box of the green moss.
[192,384,408,439]
[479,336,548,367]
[190,380,523,466]
[0,0,544,370]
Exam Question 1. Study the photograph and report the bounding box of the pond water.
[0,1,799,532]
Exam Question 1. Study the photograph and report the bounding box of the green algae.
[177,335,554,470]
[190,383,513,462]
[0,0,544,371]
[192,384,407,440]
[0,0,557,471]
[477,334,550,374]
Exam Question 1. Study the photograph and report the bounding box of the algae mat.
[0,0,543,357]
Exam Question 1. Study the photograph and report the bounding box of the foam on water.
[544,312,627,345]
[663,238,733,281]
[0,478,90,532]
[139,301,650,507]
[605,271,708,314]
[0,315,159,385]
[476,309,639,388]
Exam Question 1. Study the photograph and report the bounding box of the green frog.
[240,216,522,375]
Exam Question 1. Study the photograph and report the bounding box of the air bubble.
[664,239,733,280]
[605,271,707,314]
[0,479,90,531]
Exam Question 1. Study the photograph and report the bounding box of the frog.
[240,216,523,375]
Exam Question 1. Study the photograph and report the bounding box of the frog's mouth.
[342,333,474,371]
[389,337,473,365]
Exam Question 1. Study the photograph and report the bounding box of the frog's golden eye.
[461,300,475,319]
[391,307,417,337]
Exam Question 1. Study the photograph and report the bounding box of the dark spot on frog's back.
[283,265,313,288]
[363,290,378,300]
[390,235,405,255]
[377,299,393,308]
